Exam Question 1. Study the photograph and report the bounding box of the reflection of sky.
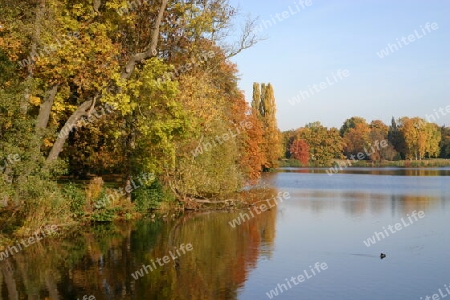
[239,171,450,300]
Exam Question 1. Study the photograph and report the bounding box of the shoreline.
[279,158,450,168]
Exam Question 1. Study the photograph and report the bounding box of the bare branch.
[226,16,265,59]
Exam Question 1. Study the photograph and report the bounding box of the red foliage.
[290,139,310,165]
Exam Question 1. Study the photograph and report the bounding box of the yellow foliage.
[43,138,54,147]
[85,177,104,204]
[29,96,42,106]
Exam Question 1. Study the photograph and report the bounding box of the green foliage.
[0,82,73,233]
[0,0,266,233]
[92,187,109,209]
[278,159,302,167]
[91,207,121,222]
[132,180,166,213]
[14,176,71,235]
[62,183,86,218]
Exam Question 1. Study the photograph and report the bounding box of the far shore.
[279,158,450,168]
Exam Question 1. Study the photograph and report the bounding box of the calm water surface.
[1,168,449,299]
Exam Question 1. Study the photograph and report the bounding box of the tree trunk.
[46,99,93,162]
[36,85,58,132]
[21,0,46,114]
[45,0,168,162]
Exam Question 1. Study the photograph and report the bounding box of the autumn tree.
[388,117,405,159]
[340,116,367,137]
[0,0,264,226]
[398,117,441,160]
[233,94,265,183]
[289,139,309,165]
[368,120,397,161]
[252,82,261,113]
[252,82,282,170]
[440,127,450,158]
[424,122,441,158]
[166,42,267,198]
[281,130,297,158]
[298,122,343,166]
[342,122,370,157]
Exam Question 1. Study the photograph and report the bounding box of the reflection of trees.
[1,260,18,300]
[290,190,436,217]
[403,169,442,176]
[390,194,435,215]
[132,190,278,300]
[0,189,278,299]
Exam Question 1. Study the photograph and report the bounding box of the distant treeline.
[283,117,450,166]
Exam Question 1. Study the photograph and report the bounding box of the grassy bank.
[0,176,270,249]
[0,176,177,247]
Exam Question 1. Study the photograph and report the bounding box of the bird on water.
[380,253,386,259]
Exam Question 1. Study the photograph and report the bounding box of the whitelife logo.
[0,225,58,261]
[228,192,291,228]
[420,283,450,300]
[265,262,328,299]
[326,140,389,176]
[77,296,95,300]
[376,22,439,58]
[288,69,350,106]
[191,121,253,158]
[363,210,425,247]
[131,243,193,280]
[253,0,313,34]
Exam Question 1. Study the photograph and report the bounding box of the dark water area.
[1,168,450,299]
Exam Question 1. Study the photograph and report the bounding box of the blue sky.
[228,0,450,131]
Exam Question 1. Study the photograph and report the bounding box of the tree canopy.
[0,0,271,231]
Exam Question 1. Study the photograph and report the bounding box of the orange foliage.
[231,93,264,183]
[290,139,309,165]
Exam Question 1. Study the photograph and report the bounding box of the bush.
[85,177,104,208]
[14,176,72,236]
[132,180,165,213]
[62,183,86,218]
[278,159,302,167]
[91,207,120,222]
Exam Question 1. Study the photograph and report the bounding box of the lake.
[1,168,449,299]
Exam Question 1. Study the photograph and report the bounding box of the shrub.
[62,183,86,218]
[91,207,120,222]
[85,177,104,207]
[132,180,165,213]
[14,176,71,236]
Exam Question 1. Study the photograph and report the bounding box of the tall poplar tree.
[252,82,282,170]
[251,83,260,113]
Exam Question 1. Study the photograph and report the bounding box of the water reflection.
[2,170,449,300]
[280,167,450,176]
[0,189,279,300]
[286,190,440,217]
